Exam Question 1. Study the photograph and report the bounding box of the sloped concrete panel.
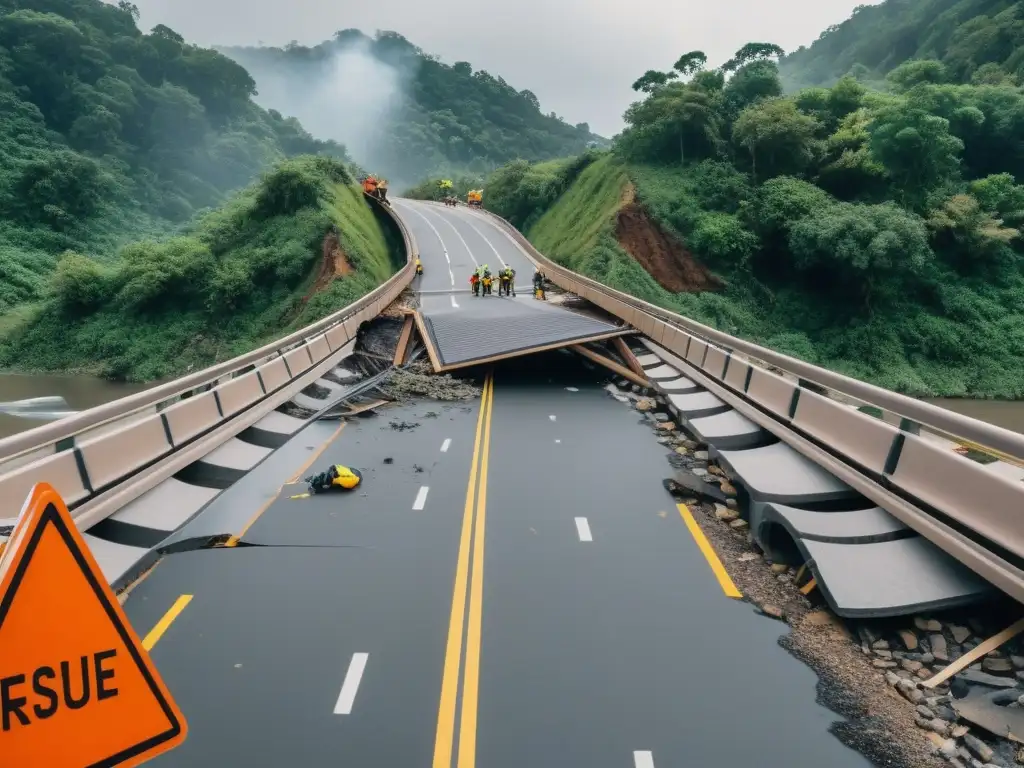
[717,442,858,504]
[253,410,306,435]
[667,391,731,420]
[763,503,908,544]
[802,537,992,617]
[658,376,703,394]
[636,353,661,367]
[687,409,767,451]
[108,477,219,530]
[423,299,620,367]
[646,364,682,381]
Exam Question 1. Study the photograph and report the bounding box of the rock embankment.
[610,376,1024,768]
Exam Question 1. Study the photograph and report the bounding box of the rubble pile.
[378,360,480,401]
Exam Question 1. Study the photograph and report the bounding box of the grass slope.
[0,156,398,382]
[527,155,764,339]
[510,154,1024,399]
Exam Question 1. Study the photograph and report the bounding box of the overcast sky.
[133,0,875,137]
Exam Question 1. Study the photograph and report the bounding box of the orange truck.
[467,190,483,208]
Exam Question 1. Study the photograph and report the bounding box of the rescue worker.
[498,267,512,297]
[306,464,363,494]
[481,272,493,296]
[362,175,378,197]
[470,271,480,296]
[533,269,547,300]
[415,257,423,277]
[377,177,389,203]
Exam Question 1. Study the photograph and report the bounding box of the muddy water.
[926,397,1024,437]
[0,372,154,440]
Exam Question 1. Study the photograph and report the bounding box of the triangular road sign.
[0,483,186,767]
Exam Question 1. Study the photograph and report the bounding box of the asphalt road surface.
[123,352,873,768]
[391,199,536,313]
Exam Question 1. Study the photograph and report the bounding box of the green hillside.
[779,0,1024,90]
[221,30,604,182]
[0,0,349,312]
[0,156,400,381]
[484,42,1024,398]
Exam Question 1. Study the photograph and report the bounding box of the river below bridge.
[0,371,154,440]
[0,371,1022,443]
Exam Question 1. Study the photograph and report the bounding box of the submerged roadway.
[121,202,875,767]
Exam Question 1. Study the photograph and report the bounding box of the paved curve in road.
[392,199,537,310]
[122,344,874,767]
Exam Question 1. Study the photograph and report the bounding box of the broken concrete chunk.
[916,617,943,632]
[931,634,950,662]
[729,518,749,530]
[959,669,1020,689]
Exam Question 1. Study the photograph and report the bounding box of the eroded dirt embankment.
[614,185,722,294]
[297,229,355,310]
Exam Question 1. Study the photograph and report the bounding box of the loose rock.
[873,639,891,650]
[694,450,709,460]
[728,518,749,530]
[900,629,920,651]
[719,480,737,496]
[873,659,898,669]
[916,618,943,633]
[951,625,972,644]
[714,505,739,522]
[903,659,924,673]
[931,634,950,663]
[771,563,789,574]
[983,657,1014,675]
[963,734,994,763]
[635,399,656,412]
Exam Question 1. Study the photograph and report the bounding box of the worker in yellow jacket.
[306,464,363,494]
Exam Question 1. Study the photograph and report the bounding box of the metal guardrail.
[475,207,1024,607]
[0,194,417,523]
[0,194,417,469]
[479,209,1024,461]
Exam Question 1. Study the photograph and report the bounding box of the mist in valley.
[223,35,415,185]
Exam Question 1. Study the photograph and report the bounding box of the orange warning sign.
[0,483,186,767]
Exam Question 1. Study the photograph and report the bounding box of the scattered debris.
[388,420,420,432]
[383,457,393,464]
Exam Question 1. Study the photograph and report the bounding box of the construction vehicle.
[467,189,483,208]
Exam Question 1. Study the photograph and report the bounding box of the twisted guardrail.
[474,206,1024,607]
[0,193,417,528]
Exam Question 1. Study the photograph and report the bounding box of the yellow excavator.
[467,189,483,208]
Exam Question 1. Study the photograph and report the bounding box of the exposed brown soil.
[296,230,354,312]
[614,186,722,294]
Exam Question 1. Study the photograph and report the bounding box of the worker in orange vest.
[363,175,378,196]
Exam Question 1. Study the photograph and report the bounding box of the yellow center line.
[676,503,742,599]
[142,594,193,651]
[433,374,492,768]
[224,421,347,547]
[457,373,493,768]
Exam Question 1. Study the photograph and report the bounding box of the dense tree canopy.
[0,0,349,310]
[222,30,603,182]
[488,36,1024,396]
[779,0,1024,90]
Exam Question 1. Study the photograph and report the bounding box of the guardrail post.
[899,418,921,436]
